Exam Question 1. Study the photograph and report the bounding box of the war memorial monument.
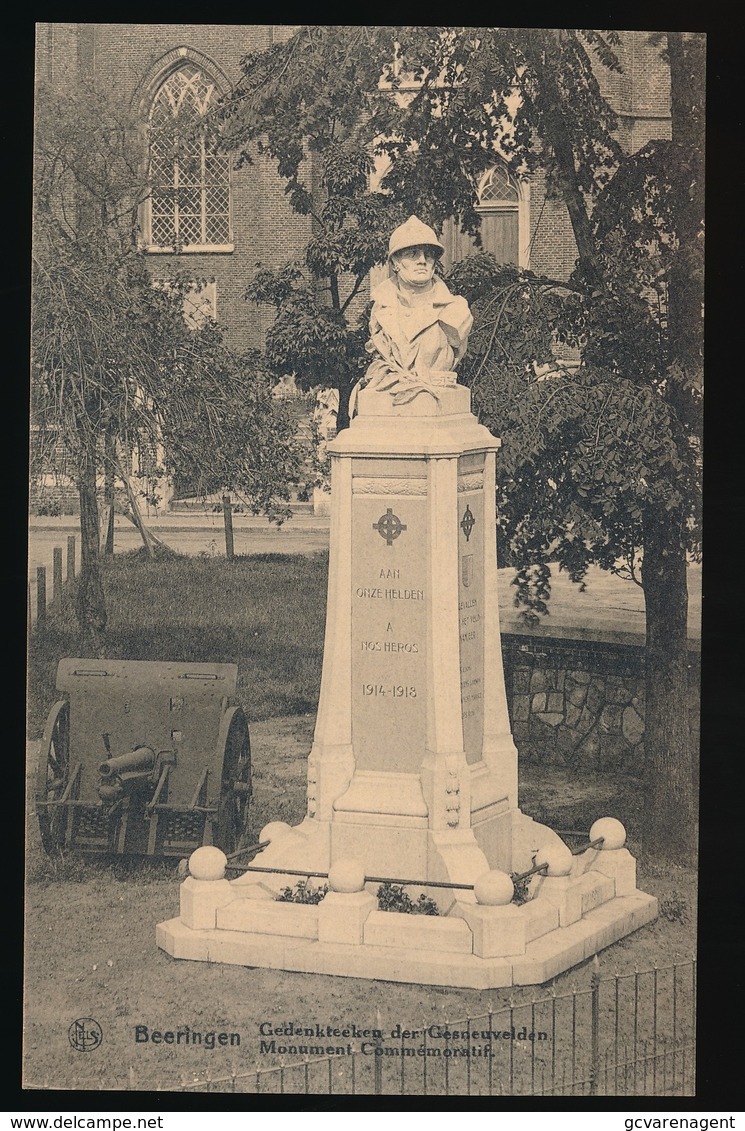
[157,217,657,987]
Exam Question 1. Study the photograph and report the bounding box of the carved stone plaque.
[458,454,486,765]
[351,478,426,774]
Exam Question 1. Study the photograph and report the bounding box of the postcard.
[26,24,701,1099]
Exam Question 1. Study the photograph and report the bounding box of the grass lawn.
[27,549,329,737]
[27,547,696,859]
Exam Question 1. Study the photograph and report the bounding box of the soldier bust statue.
[350,215,474,414]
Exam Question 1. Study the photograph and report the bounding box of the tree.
[393,28,703,865]
[215,27,624,431]
[218,27,702,863]
[216,26,471,429]
[32,82,306,654]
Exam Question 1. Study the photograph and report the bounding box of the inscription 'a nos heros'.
[361,640,419,653]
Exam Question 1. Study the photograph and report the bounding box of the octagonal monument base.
[156,821,657,988]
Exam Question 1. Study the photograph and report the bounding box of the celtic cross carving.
[373,508,407,546]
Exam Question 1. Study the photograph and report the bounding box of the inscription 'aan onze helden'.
[355,587,424,601]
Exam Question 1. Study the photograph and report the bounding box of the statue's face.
[392,245,438,288]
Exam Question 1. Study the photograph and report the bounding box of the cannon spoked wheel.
[37,699,70,855]
[214,706,251,855]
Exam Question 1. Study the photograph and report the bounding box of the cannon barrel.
[98,745,156,778]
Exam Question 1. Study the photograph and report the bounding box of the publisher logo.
[68,1017,103,1052]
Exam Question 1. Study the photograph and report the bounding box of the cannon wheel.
[36,699,70,855]
[214,706,251,855]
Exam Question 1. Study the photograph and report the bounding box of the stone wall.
[503,634,700,773]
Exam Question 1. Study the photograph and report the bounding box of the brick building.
[35,23,314,355]
[35,25,672,345]
[32,25,672,508]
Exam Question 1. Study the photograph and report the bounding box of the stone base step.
[157,891,658,989]
[217,897,320,939]
[210,870,616,948]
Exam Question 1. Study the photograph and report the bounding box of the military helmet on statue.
[388,215,445,259]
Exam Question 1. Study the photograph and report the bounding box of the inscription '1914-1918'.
[362,685,417,697]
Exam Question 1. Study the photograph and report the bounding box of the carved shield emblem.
[462,554,473,588]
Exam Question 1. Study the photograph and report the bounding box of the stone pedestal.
[157,386,657,986]
[303,385,520,882]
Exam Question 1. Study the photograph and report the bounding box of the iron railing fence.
[137,958,695,1097]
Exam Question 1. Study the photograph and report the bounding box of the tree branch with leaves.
[32,82,309,654]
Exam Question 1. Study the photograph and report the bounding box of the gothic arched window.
[146,62,231,251]
[477,163,520,207]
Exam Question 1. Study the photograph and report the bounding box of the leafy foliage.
[275,879,329,904]
[33,83,306,512]
[212,27,630,425]
[217,27,703,860]
[376,883,440,915]
[32,82,309,648]
[659,893,689,924]
[510,873,534,905]
[445,122,702,621]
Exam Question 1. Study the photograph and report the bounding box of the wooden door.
[440,207,519,271]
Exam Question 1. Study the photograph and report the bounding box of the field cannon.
[36,659,251,857]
